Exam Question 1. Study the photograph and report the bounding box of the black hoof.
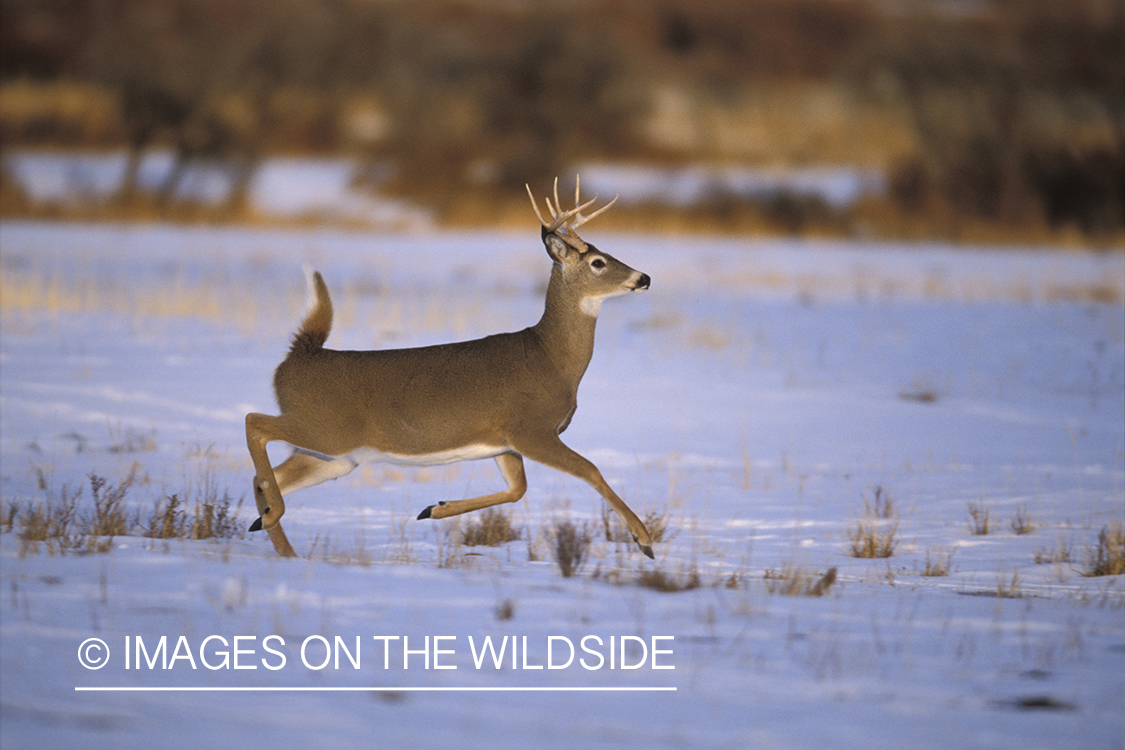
[249,506,270,533]
[633,535,655,559]
[417,501,447,520]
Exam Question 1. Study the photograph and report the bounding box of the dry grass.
[847,487,899,559]
[899,389,940,404]
[459,508,522,547]
[493,599,515,621]
[551,520,592,578]
[764,565,838,597]
[995,571,1023,599]
[307,532,374,567]
[0,264,292,338]
[919,548,953,577]
[848,519,899,559]
[144,491,244,541]
[1010,505,1036,535]
[6,471,243,555]
[1084,523,1125,577]
[635,567,703,593]
[600,506,674,546]
[8,484,83,552]
[1033,539,1074,565]
[967,501,992,536]
[85,472,135,538]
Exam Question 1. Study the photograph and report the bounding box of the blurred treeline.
[1,0,1121,240]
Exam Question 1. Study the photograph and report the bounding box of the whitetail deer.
[245,178,655,559]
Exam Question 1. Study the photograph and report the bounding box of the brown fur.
[245,188,656,559]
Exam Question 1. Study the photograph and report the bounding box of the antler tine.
[526,183,564,232]
[550,175,606,226]
[527,176,618,239]
[526,177,583,232]
[564,173,618,229]
[570,192,618,229]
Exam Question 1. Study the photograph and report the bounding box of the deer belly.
[347,443,509,467]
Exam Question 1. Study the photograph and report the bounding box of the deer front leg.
[516,434,655,559]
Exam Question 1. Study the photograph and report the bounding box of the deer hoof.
[633,534,655,559]
[249,506,272,532]
[417,501,448,520]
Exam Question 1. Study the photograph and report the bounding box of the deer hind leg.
[246,412,289,531]
[246,412,323,556]
[248,449,358,559]
[516,434,655,559]
[417,452,527,521]
[251,479,297,558]
[275,449,359,494]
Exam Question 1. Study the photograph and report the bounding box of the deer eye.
[590,257,606,270]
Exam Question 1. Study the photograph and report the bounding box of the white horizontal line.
[76,686,676,693]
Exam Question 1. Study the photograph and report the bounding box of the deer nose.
[634,273,651,291]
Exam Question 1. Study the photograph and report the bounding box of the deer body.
[245,179,655,558]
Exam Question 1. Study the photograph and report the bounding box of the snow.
[5,150,884,221]
[1,218,1123,749]
[3,151,432,228]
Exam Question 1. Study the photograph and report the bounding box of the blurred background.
[1,0,1121,243]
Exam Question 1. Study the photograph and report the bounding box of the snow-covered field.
[3,151,884,222]
[1,219,1122,749]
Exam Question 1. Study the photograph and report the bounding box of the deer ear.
[544,233,576,264]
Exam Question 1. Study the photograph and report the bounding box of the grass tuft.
[967,501,992,535]
[1033,540,1073,565]
[494,599,515,621]
[996,570,1022,598]
[636,567,702,593]
[764,565,838,596]
[847,487,899,559]
[848,519,899,558]
[552,520,592,578]
[86,472,134,538]
[144,487,243,541]
[1010,505,1035,535]
[15,485,83,552]
[459,508,521,547]
[919,548,953,577]
[867,485,896,519]
[1083,523,1125,577]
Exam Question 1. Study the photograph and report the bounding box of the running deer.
[245,178,655,559]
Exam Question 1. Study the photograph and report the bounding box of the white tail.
[245,177,655,558]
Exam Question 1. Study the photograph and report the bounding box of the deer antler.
[526,176,618,252]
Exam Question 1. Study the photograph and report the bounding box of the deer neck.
[532,264,598,388]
